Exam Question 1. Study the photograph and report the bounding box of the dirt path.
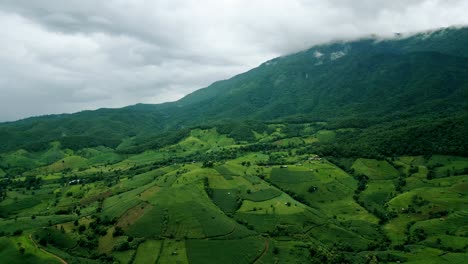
[29,234,68,264]
[204,225,237,240]
[252,237,269,264]
[155,239,165,264]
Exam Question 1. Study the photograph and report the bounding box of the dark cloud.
[0,0,467,121]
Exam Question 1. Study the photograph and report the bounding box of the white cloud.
[0,0,467,121]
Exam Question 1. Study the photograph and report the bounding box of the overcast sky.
[1,0,467,122]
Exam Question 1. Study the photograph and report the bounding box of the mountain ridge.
[4,26,468,124]
[1,26,467,155]
[1,26,468,264]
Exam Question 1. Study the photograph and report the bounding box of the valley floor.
[0,127,467,263]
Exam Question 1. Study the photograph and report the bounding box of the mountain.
[1,27,468,264]
[175,27,468,122]
[1,26,467,155]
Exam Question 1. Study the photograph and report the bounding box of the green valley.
[1,123,467,263]
[1,27,468,263]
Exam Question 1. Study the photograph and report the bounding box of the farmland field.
[0,126,467,264]
[186,236,265,264]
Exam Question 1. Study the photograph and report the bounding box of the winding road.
[29,234,68,264]
[252,237,270,264]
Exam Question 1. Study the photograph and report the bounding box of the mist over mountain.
[1,27,467,156]
[1,26,468,264]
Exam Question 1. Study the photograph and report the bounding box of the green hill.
[0,27,467,264]
[1,27,468,157]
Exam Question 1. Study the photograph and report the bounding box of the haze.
[1,0,467,121]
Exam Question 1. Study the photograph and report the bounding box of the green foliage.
[1,28,468,158]
[60,136,121,150]
[186,237,265,264]
[0,27,467,264]
[34,228,76,249]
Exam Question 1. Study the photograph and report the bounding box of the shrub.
[113,226,124,237]
[273,247,279,255]
[13,229,23,236]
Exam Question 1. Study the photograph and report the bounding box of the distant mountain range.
[1,26,467,155]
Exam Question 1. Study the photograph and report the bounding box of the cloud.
[0,0,467,121]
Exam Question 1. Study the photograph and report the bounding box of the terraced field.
[0,127,467,263]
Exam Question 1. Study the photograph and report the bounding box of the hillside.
[0,126,467,263]
[0,27,468,264]
[1,27,467,155]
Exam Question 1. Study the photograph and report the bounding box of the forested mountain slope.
[1,27,467,156]
[1,27,468,264]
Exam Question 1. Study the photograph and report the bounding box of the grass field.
[316,130,336,143]
[427,155,468,177]
[359,180,396,211]
[244,188,281,202]
[133,240,162,264]
[101,191,142,220]
[238,193,306,215]
[46,156,89,172]
[157,239,188,264]
[113,250,135,264]
[186,236,265,264]
[352,158,400,180]
[125,205,164,238]
[0,126,467,263]
[211,188,240,213]
[0,236,62,264]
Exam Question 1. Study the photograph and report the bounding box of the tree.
[202,160,214,168]
[113,226,124,237]
[39,238,47,246]
[427,170,435,180]
[78,225,86,233]
[273,247,279,255]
